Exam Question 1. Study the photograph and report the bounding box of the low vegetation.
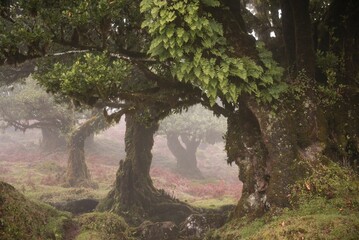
[207,158,359,239]
[75,212,133,240]
[0,181,70,240]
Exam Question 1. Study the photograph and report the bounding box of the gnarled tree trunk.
[166,132,203,179]
[65,114,106,188]
[98,113,193,225]
[225,101,270,218]
[226,89,359,219]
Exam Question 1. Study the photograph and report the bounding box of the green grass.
[189,196,237,209]
[23,185,107,204]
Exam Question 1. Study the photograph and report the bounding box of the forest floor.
[0,121,242,211]
[1,123,359,239]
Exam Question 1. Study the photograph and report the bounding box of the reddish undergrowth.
[1,124,242,206]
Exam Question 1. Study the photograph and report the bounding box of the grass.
[188,196,237,209]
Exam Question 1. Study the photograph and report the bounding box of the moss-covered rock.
[0,181,70,240]
[75,212,133,240]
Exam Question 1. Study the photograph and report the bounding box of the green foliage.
[291,158,359,205]
[0,0,143,64]
[140,0,284,104]
[316,50,345,106]
[0,1,53,63]
[159,104,226,144]
[36,53,131,106]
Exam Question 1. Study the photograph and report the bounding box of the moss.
[208,198,359,240]
[207,158,359,240]
[0,181,71,240]
[250,213,359,240]
[291,158,359,204]
[75,212,134,240]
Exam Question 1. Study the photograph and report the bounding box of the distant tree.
[159,104,226,178]
[0,77,71,151]
[0,77,110,188]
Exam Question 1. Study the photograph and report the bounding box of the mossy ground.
[0,181,71,240]
[0,181,135,240]
[207,198,359,240]
[206,160,359,240]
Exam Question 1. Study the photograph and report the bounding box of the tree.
[0,77,111,187]
[98,111,193,225]
[159,104,226,178]
[1,0,358,221]
[65,111,109,188]
[0,77,70,151]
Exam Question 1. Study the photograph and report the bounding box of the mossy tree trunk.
[65,114,107,188]
[166,132,203,178]
[98,113,193,225]
[227,90,358,219]
[225,101,270,218]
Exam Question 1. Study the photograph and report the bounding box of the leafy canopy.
[140,0,285,104]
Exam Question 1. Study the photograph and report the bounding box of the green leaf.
[177,27,185,38]
[166,26,175,38]
[194,66,201,78]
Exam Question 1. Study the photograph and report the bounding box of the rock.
[180,214,209,239]
[134,221,179,240]
[179,213,228,239]
[51,198,99,214]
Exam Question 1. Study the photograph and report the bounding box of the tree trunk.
[227,93,339,218]
[166,132,203,179]
[98,113,193,225]
[280,0,296,71]
[65,114,106,188]
[289,0,316,79]
[280,0,316,79]
[225,101,270,218]
[40,127,66,152]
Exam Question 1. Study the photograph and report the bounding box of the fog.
[0,107,242,211]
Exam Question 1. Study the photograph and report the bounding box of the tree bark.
[98,113,193,225]
[226,88,349,218]
[225,101,269,218]
[65,114,106,188]
[279,0,316,79]
[166,132,203,179]
[280,0,296,71]
[289,0,316,79]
